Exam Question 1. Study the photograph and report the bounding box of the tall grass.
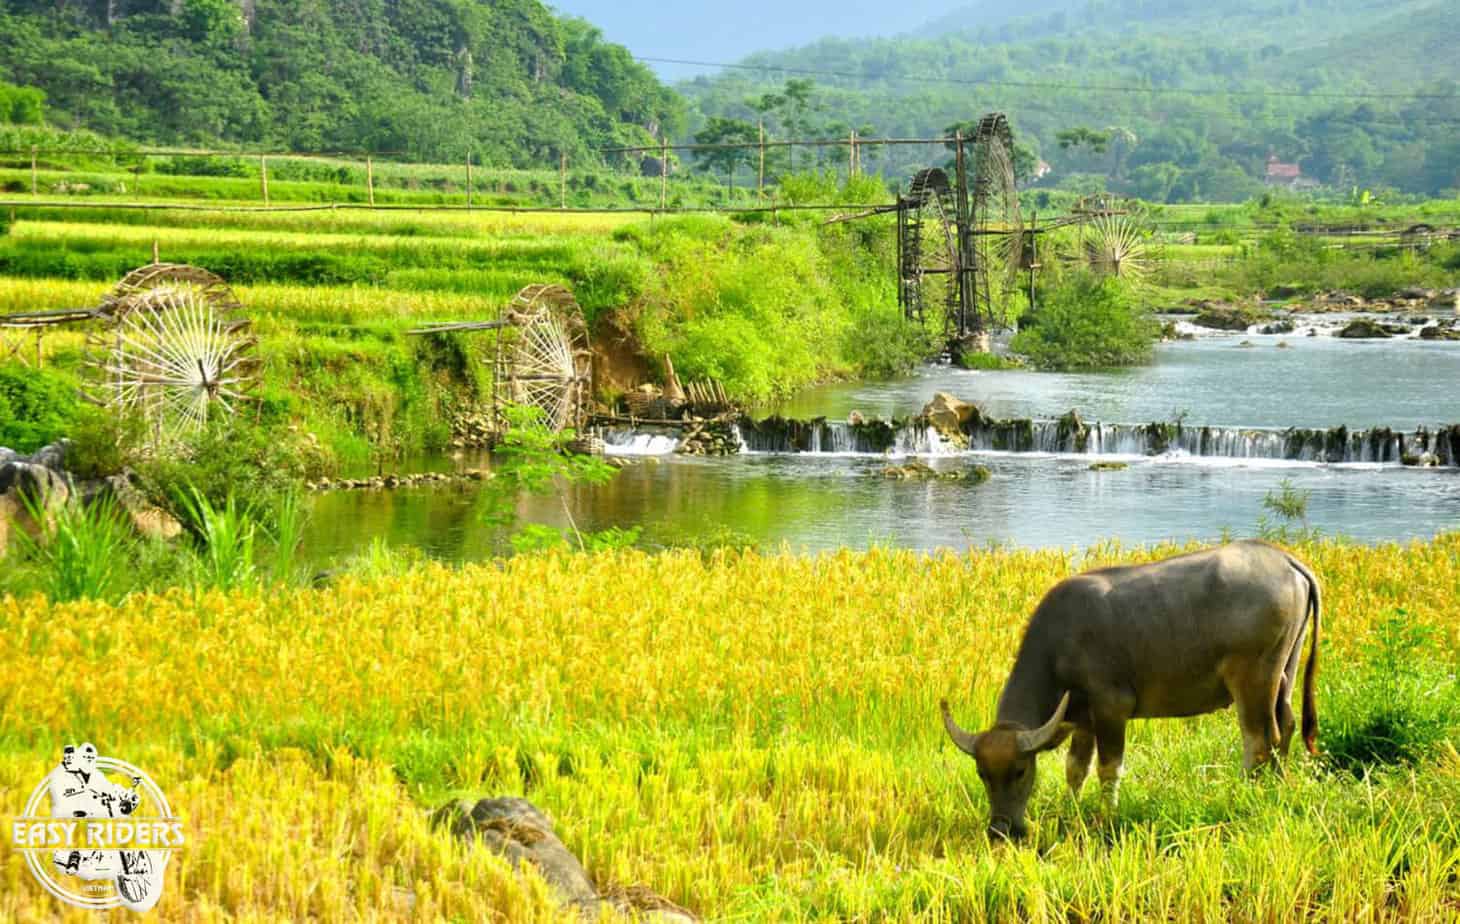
[1,537,1458,919]
[10,491,131,602]
[174,484,259,592]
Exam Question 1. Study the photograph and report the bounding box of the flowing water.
[300,318,1460,567]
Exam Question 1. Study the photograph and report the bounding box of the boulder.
[1419,324,1460,341]
[0,461,70,558]
[922,393,980,438]
[1191,304,1267,331]
[1336,319,1406,339]
[1089,461,1129,471]
[1398,287,1436,301]
[434,796,696,922]
[79,471,182,541]
[1259,320,1296,335]
[1428,291,1460,311]
[27,439,69,473]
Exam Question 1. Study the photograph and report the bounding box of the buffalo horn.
[1015,691,1072,754]
[940,700,980,756]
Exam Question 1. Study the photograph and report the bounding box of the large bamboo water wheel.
[1072,196,1153,287]
[969,113,1025,332]
[491,284,592,433]
[897,167,960,326]
[83,263,259,446]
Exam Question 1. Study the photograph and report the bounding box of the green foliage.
[481,405,619,551]
[0,363,78,453]
[64,405,146,480]
[137,419,326,520]
[0,79,43,125]
[1257,478,1323,544]
[685,5,1460,201]
[0,2,682,165]
[958,352,1020,371]
[1323,610,1460,775]
[10,492,132,603]
[174,484,259,593]
[1011,271,1157,370]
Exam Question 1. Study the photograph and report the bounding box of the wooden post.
[659,139,668,211]
[152,238,160,264]
[1028,211,1038,314]
[35,330,42,369]
[30,145,38,195]
[757,121,766,201]
[560,150,567,209]
[259,155,269,204]
[366,155,375,207]
[953,131,974,338]
[466,153,473,209]
[849,130,856,179]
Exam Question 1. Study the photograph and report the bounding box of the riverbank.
[3,537,1458,919]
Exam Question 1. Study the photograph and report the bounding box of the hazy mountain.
[548,0,968,79]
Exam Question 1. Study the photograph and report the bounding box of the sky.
[547,1,969,80]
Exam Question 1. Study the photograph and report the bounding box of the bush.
[0,363,78,453]
[1322,610,1459,775]
[1011,272,1157,370]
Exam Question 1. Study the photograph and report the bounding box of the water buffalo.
[941,540,1320,841]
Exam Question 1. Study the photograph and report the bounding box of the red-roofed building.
[1265,155,1308,187]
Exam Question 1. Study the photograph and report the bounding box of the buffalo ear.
[940,700,981,757]
[1015,691,1071,754]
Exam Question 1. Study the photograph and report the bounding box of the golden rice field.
[3,537,1459,921]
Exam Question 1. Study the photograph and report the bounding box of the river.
[301,317,1460,567]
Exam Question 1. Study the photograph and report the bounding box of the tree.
[693,116,759,189]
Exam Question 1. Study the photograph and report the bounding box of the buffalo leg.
[1066,730,1096,796]
[1275,621,1308,757]
[1093,718,1127,810]
[1228,660,1283,773]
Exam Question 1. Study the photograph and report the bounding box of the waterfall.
[601,428,680,456]
[729,415,1459,466]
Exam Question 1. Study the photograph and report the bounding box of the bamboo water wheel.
[969,113,1025,332]
[1070,196,1153,287]
[897,167,960,326]
[491,284,592,433]
[83,263,259,446]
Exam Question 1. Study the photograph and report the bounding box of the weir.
[603,413,1460,467]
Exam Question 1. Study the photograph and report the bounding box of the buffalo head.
[940,692,1070,841]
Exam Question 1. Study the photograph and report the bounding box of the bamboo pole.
[758,122,765,201]
[366,155,375,207]
[659,139,669,210]
[560,150,567,209]
[259,155,269,204]
[152,239,160,264]
[35,330,42,369]
[466,153,473,209]
[30,145,38,195]
[849,130,856,178]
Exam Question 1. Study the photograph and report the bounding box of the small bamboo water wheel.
[491,284,592,433]
[83,263,260,446]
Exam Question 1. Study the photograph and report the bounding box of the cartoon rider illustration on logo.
[46,743,163,912]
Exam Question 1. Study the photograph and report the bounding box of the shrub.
[0,363,78,453]
[11,493,133,603]
[1011,271,1157,370]
[1322,610,1459,775]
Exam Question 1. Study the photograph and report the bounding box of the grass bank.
[1,537,1458,919]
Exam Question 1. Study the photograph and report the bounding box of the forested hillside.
[681,0,1460,201]
[0,0,683,164]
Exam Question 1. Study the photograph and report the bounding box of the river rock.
[80,470,183,541]
[1336,319,1406,339]
[434,796,696,922]
[922,393,980,438]
[1419,323,1460,341]
[0,461,70,558]
[1259,320,1295,335]
[1428,290,1460,311]
[1089,461,1129,471]
[1192,303,1267,331]
[1398,287,1436,301]
[26,439,69,473]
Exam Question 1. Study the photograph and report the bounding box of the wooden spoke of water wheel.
[83,278,259,446]
[492,284,592,433]
[100,262,241,319]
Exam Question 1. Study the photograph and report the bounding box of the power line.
[644,56,1460,102]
